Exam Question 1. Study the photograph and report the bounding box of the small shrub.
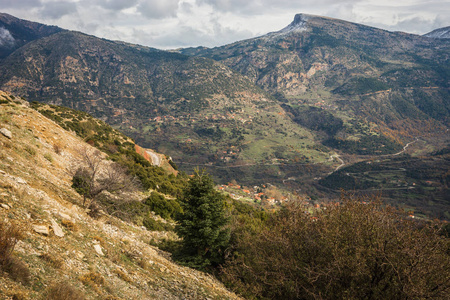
[0,220,23,269]
[113,268,132,283]
[143,192,182,219]
[44,153,53,162]
[3,256,31,285]
[154,238,182,254]
[10,290,29,300]
[39,252,64,269]
[53,143,62,154]
[24,145,36,156]
[61,219,77,231]
[142,216,173,231]
[79,271,105,286]
[45,281,85,300]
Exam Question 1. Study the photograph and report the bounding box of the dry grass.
[3,256,31,285]
[39,252,64,269]
[45,281,85,300]
[61,219,78,231]
[0,220,27,284]
[9,290,29,300]
[113,268,133,283]
[79,271,105,286]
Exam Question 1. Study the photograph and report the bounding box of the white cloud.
[0,0,448,48]
[0,27,15,47]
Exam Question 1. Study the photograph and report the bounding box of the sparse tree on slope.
[175,170,230,269]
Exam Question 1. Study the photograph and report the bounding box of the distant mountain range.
[0,12,448,198]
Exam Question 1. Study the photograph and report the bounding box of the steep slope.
[424,26,450,39]
[180,14,450,140]
[0,12,64,59]
[0,28,332,185]
[0,91,240,299]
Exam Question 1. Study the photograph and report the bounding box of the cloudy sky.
[1,0,449,49]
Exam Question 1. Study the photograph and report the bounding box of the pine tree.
[175,170,230,269]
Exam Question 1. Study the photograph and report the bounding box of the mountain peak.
[278,13,309,34]
[424,26,450,39]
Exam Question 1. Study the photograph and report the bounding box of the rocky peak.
[281,13,309,32]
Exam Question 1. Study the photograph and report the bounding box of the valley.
[0,12,448,220]
[0,8,449,297]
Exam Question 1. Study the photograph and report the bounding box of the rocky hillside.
[181,13,449,133]
[0,91,240,299]
[0,25,330,183]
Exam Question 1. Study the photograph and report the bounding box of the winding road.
[327,137,421,175]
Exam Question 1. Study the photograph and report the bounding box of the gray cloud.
[0,27,15,47]
[94,0,139,11]
[131,20,253,48]
[195,0,362,15]
[39,1,77,20]
[138,0,181,19]
[0,0,42,9]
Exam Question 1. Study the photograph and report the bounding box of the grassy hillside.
[0,90,241,299]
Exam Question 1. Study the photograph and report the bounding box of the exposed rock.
[93,244,104,256]
[50,219,64,237]
[0,203,10,209]
[33,225,49,236]
[14,176,27,184]
[0,128,12,139]
[55,212,73,222]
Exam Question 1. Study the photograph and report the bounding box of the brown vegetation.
[45,281,85,300]
[221,194,450,299]
[0,220,30,285]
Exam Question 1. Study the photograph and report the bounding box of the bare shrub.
[39,252,64,269]
[70,146,141,207]
[3,256,31,285]
[52,143,63,154]
[0,219,23,268]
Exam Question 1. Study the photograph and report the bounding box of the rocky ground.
[0,91,240,299]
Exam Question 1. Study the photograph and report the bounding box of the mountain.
[0,91,240,299]
[180,13,450,132]
[0,23,332,186]
[0,13,64,59]
[424,26,450,39]
[0,13,449,192]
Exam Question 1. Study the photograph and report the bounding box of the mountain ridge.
[0,12,64,59]
[0,12,448,192]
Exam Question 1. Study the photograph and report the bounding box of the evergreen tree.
[175,170,230,269]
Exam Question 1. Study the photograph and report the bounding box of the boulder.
[93,244,104,256]
[0,128,12,139]
[33,225,49,236]
[51,219,64,237]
